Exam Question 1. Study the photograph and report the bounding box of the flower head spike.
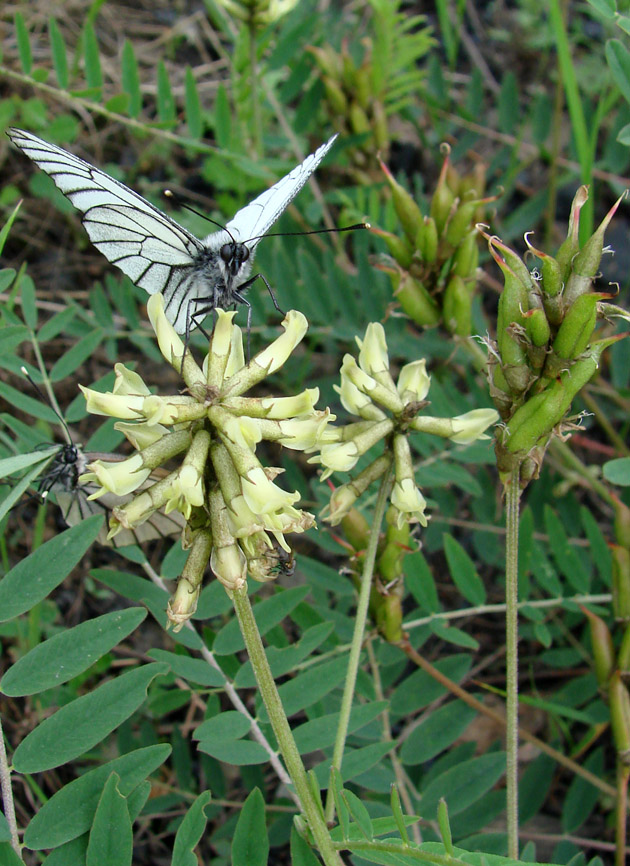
[319,321,498,534]
[82,296,327,612]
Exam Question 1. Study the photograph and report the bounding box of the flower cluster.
[484,187,628,486]
[314,322,498,529]
[80,295,335,629]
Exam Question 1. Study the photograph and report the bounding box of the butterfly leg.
[237,273,285,317]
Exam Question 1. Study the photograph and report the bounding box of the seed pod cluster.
[487,187,626,487]
[374,146,491,337]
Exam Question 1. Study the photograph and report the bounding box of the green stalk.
[505,467,522,858]
[616,763,630,866]
[231,584,343,866]
[324,462,393,823]
[248,21,262,156]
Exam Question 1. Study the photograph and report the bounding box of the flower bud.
[416,216,438,264]
[555,186,588,279]
[397,359,430,403]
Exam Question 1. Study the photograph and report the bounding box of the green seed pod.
[340,507,370,553]
[355,63,372,111]
[393,271,441,326]
[618,624,630,681]
[445,198,478,248]
[349,100,371,136]
[563,193,624,307]
[551,293,598,360]
[452,230,479,277]
[380,159,424,245]
[370,227,413,270]
[430,173,455,235]
[555,185,588,280]
[582,606,615,689]
[416,216,438,264]
[341,49,357,88]
[372,99,389,151]
[609,671,630,764]
[525,308,551,348]
[308,45,342,79]
[375,585,404,643]
[612,545,630,623]
[442,274,472,336]
[322,75,348,115]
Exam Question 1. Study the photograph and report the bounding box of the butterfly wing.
[8,128,204,332]
[46,449,185,548]
[225,134,338,250]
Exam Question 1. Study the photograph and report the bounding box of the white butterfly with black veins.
[8,128,338,334]
[38,444,185,548]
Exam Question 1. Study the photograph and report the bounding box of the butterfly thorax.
[197,229,255,306]
[39,444,81,494]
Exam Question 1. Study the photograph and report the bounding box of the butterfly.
[41,445,186,548]
[0,442,185,549]
[7,128,338,335]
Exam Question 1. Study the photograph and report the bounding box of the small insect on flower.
[7,128,339,336]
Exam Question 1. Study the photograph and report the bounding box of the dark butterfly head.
[39,444,82,496]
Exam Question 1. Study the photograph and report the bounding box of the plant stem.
[232,583,344,866]
[505,467,522,858]
[0,715,20,854]
[248,22,262,156]
[616,763,630,866]
[324,463,393,824]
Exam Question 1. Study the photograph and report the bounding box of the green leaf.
[0,324,29,354]
[82,21,103,93]
[171,791,212,866]
[443,533,486,605]
[343,790,373,840]
[585,0,616,17]
[290,827,321,866]
[0,458,52,524]
[562,747,604,833]
[544,505,591,592]
[603,456,630,485]
[24,744,170,849]
[86,774,133,866]
[0,447,57,479]
[293,702,389,753]
[48,18,69,89]
[260,657,347,721]
[0,380,60,423]
[194,711,251,743]
[13,662,168,773]
[0,843,23,866]
[232,789,268,866]
[185,66,203,139]
[214,83,232,149]
[400,701,478,765]
[390,655,472,717]
[498,71,519,133]
[197,738,269,765]
[147,649,227,687]
[213,585,309,654]
[429,620,479,650]
[20,274,37,329]
[581,505,612,585]
[2,608,146,696]
[156,61,175,124]
[420,752,506,819]
[235,621,333,687]
[37,306,78,342]
[313,742,393,786]
[49,330,104,380]
[405,551,439,611]
[0,517,103,623]
[121,40,142,118]
[15,12,32,75]
[606,39,630,105]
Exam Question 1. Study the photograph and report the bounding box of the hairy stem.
[324,462,393,823]
[505,468,522,858]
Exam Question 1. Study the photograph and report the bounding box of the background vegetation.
[1,0,630,864]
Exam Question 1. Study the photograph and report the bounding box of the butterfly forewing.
[8,127,338,334]
[225,136,337,248]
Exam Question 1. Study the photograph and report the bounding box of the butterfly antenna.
[246,222,370,244]
[20,366,73,445]
[164,190,237,244]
